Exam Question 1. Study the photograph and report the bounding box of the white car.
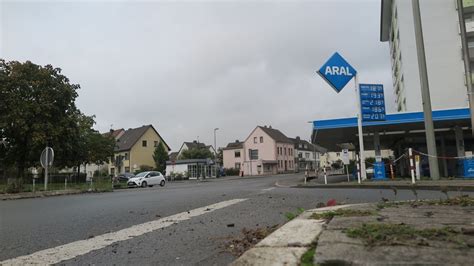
[127,171,166,188]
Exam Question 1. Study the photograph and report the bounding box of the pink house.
[223,126,295,176]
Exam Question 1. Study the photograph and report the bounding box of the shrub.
[224,168,240,176]
[5,178,24,193]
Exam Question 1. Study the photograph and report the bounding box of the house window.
[154,141,158,147]
[235,151,241,158]
[235,163,241,169]
[249,149,258,160]
[142,140,147,147]
[254,137,257,144]
[305,152,310,159]
[298,153,302,158]
[125,167,130,173]
[125,153,129,160]
[260,136,263,143]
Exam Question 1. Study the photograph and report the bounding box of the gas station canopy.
[311,108,472,151]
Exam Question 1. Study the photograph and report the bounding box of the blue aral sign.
[318,52,357,93]
[359,84,386,121]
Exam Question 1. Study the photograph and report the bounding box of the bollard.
[390,163,395,180]
[409,148,415,184]
[323,167,327,185]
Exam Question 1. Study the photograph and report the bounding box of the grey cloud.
[1,0,392,150]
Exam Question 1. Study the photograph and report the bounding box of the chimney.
[296,136,300,141]
[109,129,114,133]
[193,140,198,143]
[264,125,267,128]
[235,140,239,143]
[269,125,272,129]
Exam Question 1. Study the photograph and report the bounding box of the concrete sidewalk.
[298,178,474,191]
[233,196,474,265]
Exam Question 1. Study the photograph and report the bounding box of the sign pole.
[44,146,48,191]
[345,164,350,182]
[355,75,367,180]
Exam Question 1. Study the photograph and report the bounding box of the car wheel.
[141,181,147,188]
[160,180,165,187]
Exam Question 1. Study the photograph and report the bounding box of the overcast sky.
[1,0,393,151]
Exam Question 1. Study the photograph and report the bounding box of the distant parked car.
[116,173,135,182]
[127,171,166,188]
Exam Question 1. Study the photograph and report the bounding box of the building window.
[235,151,241,158]
[235,163,241,169]
[284,147,287,155]
[305,152,310,159]
[298,153,302,158]
[260,136,263,143]
[142,140,147,147]
[154,141,158,147]
[249,149,258,160]
[125,167,130,173]
[254,137,257,144]
[125,153,129,160]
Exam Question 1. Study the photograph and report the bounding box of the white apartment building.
[380,0,469,112]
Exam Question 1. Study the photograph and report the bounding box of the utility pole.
[457,0,474,137]
[412,0,440,179]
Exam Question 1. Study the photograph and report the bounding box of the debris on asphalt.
[224,225,279,257]
[326,199,337,206]
[227,223,235,227]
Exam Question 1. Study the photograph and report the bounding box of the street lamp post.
[214,128,219,177]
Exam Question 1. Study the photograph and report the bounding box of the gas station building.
[311,108,473,177]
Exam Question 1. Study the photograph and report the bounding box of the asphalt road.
[0,174,467,265]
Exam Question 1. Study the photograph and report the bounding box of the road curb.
[231,204,363,266]
[294,183,474,191]
[0,189,107,201]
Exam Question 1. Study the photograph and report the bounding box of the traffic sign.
[341,149,350,165]
[40,147,54,168]
[359,84,386,121]
[318,52,357,93]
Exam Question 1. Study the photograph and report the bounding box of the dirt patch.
[224,225,279,257]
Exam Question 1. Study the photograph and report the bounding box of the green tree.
[71,113,115,177]
[0,60,81,177]
[153,142,169,173]
[178,147,214,160]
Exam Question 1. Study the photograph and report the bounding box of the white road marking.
[259,187,276,193]
[1,198,247,265]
